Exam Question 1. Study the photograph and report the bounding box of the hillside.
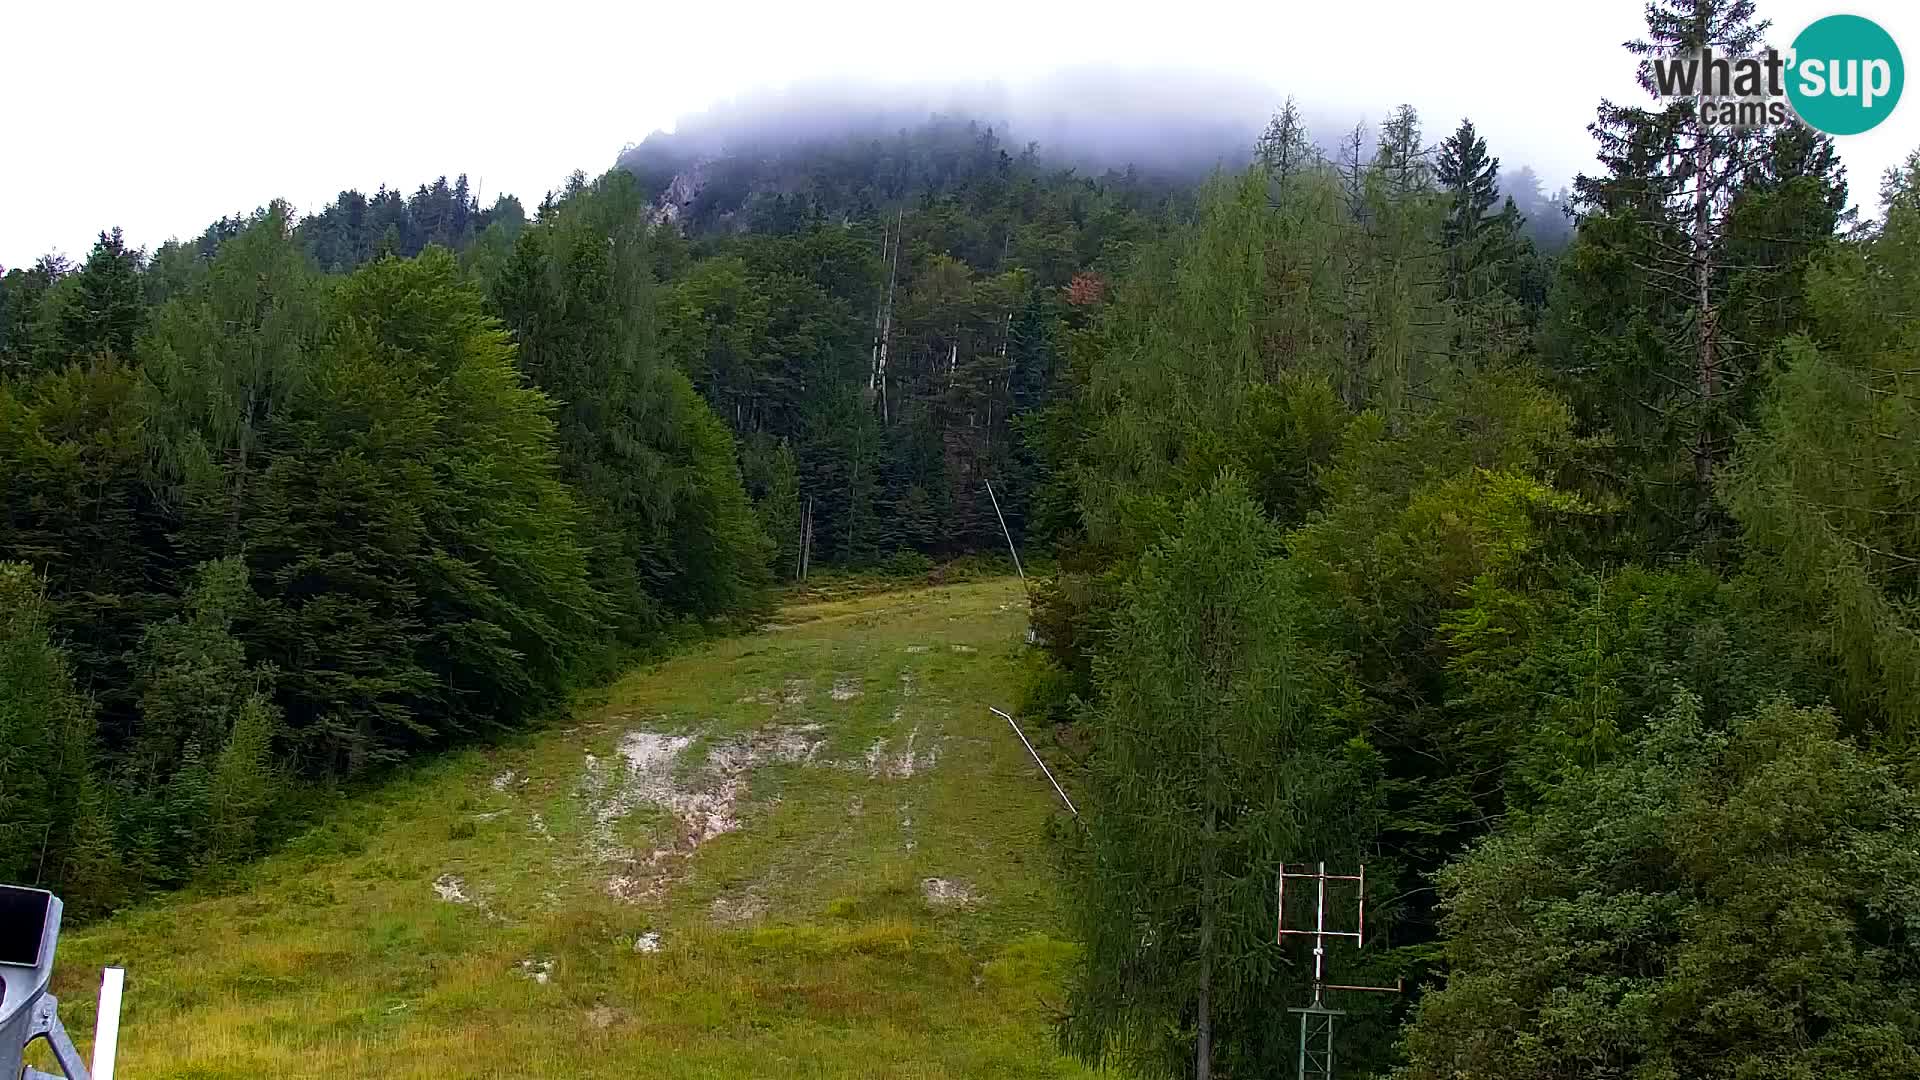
[8,2,1917,1072]
[42,579,1091,1078]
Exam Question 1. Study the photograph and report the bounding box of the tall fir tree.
[38,229,146,368]
[0,256,68,376]
[1565,0,1777,548]
[1435,117,1525,357]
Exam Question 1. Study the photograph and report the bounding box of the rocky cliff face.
[648,161,710,227]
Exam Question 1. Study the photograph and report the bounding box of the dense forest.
[0,109,1191,907]
[4,0,1920,1075]
[1030,1,1920,1075]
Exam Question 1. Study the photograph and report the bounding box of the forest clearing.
[37,581,1092,1079]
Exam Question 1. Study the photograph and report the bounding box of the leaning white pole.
[982,479,1027,594]
[91,967,123,1080]
[990,707,1078,818]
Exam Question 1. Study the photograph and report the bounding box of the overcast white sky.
[4,0,1916,267]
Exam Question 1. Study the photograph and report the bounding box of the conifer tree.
[140,201,327,553]
[1728,185,1920,742]
[1064,474,1378,1079]
[38,228,146,367]
[1566,0,1777,544]
[0,257,67,375]
[1356,105,1449,414]
[1718,121,1850,376]
[492,172,770,629]
[1255,98,1316,183]
[0,359,176,737]
[1435,118,1524,355]
[1399,698,1920,1080]
[0,563,110,902]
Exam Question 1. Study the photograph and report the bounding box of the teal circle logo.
[1787,14,1904,135]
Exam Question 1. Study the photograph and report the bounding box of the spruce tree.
[1719,121,1851,380]
[38,228,146,367]
[0,562,110,901]
[1356,105,1449,414]
[1435,117,1524,356]
[0,359,177,738]
[0,256,67,375]
[492,172,769,627]
[1567,0,1777,545]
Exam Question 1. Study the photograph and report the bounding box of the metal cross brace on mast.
[1276,863,1401,1080]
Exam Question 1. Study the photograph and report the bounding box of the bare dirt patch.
[921,878,980,908]
[432,872,506,920]
[582,723,828,901]
[866,726,942,778]
[433,874,470,904]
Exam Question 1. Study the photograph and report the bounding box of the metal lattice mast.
[1277,863,1400,1080]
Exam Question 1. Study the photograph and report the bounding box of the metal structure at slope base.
[1288,1000,1341,1080]
[1276,863,1401,1080]
[1,885,126,1080]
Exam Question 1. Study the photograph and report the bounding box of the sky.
[4,0,1916,268]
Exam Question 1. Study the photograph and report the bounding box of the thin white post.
[1277,863,1286,945]
[983,479,1026,592]
[1314,861,1328,987]
[989,707,1077,818]
[1356,863,1366,950]
[92,966,123,1080]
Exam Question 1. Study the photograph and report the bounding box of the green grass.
[42,579,1095,1078]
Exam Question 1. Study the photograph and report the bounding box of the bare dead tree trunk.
[874,209,902,425]
[869,221,889,393]
[1690,96,1719,511]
